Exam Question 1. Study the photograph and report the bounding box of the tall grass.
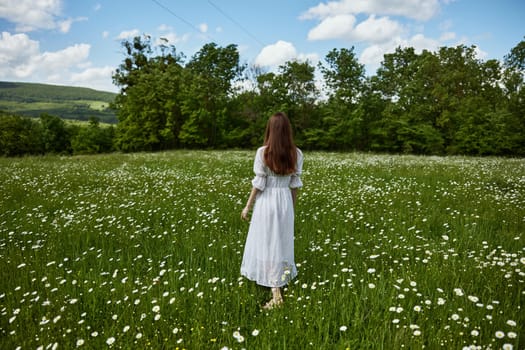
[1,151,524,349]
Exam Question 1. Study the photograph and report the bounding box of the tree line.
[0,113,114,156]
[1,35,524,156]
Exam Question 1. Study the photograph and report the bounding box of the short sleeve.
[289,148,303,189]
[251,147,267,191]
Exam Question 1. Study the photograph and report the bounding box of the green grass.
[0,151,524,349]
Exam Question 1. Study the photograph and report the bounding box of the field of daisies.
[1,150,524,349]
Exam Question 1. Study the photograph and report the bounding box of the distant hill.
[0,81,118,123]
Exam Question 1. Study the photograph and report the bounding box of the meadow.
[0,150,524,349]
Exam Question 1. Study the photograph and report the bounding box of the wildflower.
[76,339,84,347]
[392,319,400,324]
[173,328,179,334]
[368,283,376,289]
[152,305,160,313]
[437,298,446,305]
[135,333,142,339]
[367,268,376,274]
[495,331,505,339]
[413,305,422,312]
[106,337,115,345]
[339,325,347,331]
[233,331,244,342]
[454,288,464,296]
[123,325,130,333]
[507,332,517,339]
[451,314,460,321]
[91,331,98,337]
[467,295,479,303]
[506,320,516,327]
[252,329,260,336]
[471,330,479,336]
[502,344,513,350]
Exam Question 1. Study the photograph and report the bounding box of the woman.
[240,112,303,309]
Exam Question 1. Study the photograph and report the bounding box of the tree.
[112,35,184,152]
[179,43,244,148]
[309,48,365,150]
[40,113,71,154]
[71,117,115,154]
[0,113,43,156]
[502,37,525,155]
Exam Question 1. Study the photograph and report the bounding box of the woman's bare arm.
[291,188,298,207]
[241,187,260,220]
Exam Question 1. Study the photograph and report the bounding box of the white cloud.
[102,31,109,39]
[255,40,298,67]
[254,40,319,70]
[0,0,83,33]
[353,15,404,43]
[308,14,403,43]
[40,44,91,72]
[301,0,441,21]
[307,14,356,40]
[0,32,39,67]
[199,23,208,33]
[58,17,87,34]
[116,29,141,40]
[71,66,115,91]
[0,0,62,31]
[0,31,116,91]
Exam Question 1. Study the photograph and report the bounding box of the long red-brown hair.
[263,112,297,175]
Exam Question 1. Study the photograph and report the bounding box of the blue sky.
[0,0,523,92]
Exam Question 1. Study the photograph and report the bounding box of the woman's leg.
[263,287,283,309]
[271,287,283,302]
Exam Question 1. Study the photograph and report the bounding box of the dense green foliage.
[0,112,114,156]
[1,36,523,156]
[0,81,117,123]
[110,36,524,156]
[1,151,523,348]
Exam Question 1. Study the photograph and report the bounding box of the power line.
[207,0,265,48]
[150,0,215,41]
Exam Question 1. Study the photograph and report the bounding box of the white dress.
[240,146,303,287]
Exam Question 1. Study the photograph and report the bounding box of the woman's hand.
[241,207,250,221]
